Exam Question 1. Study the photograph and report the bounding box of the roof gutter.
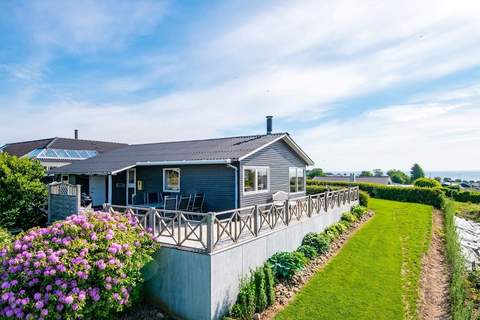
[135,159,232,166]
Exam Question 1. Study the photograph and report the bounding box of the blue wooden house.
[50,118,314,210]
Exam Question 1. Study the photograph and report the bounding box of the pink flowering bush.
[0,211,160,319]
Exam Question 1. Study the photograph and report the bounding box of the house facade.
[50,131,314,210]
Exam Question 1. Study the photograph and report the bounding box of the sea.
[329,171,480,182]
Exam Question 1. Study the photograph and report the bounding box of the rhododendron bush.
[0,211,160,319]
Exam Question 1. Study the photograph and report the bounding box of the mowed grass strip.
[275,199,432,320]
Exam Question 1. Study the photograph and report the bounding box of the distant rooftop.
[0,137,127,159]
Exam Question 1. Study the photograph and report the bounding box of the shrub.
[253,268,267,312]
[263,263,275,307]
[0,153,47,230]
[339,220,351,230]
[307,180,446,208]
[0,227,11,248]
[341,212,357,223]
[351,205,368,218]
[451,190,480,204]
[268,252,306,281]
[413,178,442,188]
[359,191,370,207]
[333,222,348,234]
[231,279,255,320]
[296,245,317,260]
[302,233,330,254]
[0,211,160,319]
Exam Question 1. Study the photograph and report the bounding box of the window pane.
[297,168,305,191]
[257,168,268,191]
[289,168,297,192]
[165,169,180,191]
[54,149,68,158]
[77,150,89,158]
[244,169,256,192]
[128,169,135,184]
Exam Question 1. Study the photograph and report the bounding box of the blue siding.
[239,139,307,207]
[136,164,236,211]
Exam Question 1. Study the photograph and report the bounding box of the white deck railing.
[103,187,359,253]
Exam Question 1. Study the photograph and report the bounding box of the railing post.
[253,205,259,236]
[103,203,111,212]
[325,192,329,212]
[206,212,215,253]
[307,195,312,217]
[285,199,290,225]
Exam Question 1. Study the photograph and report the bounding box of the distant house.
[50,119,314,210]
[313,174,392,185]
[0,130,127,180]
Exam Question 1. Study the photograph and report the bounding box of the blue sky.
[0,0,479,171]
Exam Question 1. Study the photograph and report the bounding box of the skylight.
[27,148,97,160]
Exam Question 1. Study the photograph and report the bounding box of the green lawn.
[275,199,432,320]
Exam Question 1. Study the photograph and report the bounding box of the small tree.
[0,153,47,229]
[387,169,410,184]
[373,169,384,177]
[410,163,425,181]
[307,168,325,179]
[359,170,373,177]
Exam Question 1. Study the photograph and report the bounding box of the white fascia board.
[237,135,287,161]
[111,164,137,175]
[282,135,315,166]
[135,159,232,166]
[237,134,315,166]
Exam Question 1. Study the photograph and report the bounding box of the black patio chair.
[191,192,204,213]
[147,192,163,207]
[163,195,178,212]
[178,195,191,211]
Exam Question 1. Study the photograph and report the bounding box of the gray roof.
[1,137,127,157]
[50,133,313,175]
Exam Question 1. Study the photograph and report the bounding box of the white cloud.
[20,0,168,53]
[296,100,480,171]
[1,0,480,172]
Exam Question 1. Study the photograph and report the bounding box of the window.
[289,167,305,193]
[243,166,269,194]
[163,168,180,192]
[61,175,69,183]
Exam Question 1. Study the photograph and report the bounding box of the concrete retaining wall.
[144,200,357,320]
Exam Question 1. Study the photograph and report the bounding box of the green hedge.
[450,190,480,204]
[443,200,473,319]
[307,180,446,208]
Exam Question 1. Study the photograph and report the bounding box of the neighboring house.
[0,131,127,181]
[313,174,392,185]
[50,125,314,210]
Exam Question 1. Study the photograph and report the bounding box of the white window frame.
[242,166,270,195]
[289,167,306,194]
[126,168,137,205]
[163,168,181,193]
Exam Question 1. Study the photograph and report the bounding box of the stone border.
[260,210,375,320]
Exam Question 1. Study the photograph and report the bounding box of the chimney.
[266,116,273,135]
[74,129,78,140]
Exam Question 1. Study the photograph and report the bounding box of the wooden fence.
[103,187,359,253]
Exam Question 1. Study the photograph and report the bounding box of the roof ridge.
[1,137,55,146]
[52,137,127,145]
[130,132,288,147]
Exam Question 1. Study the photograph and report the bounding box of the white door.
[126,168,136,205]
[89,175,106,206]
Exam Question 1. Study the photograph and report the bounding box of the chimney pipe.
[266,116,273,135]
[74,129,78,140]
